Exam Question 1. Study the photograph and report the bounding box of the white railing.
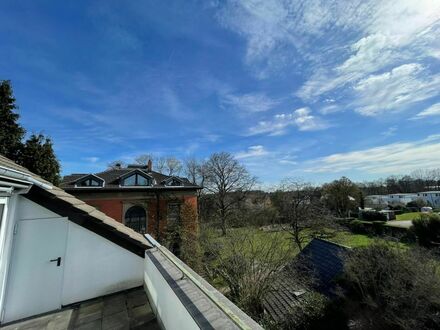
[143,234,263,330]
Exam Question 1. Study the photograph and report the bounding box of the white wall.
[0,195,15,319]
[418,193,440,207]
[62,221,143,305]
[16,196,59,220]
[144,254,198,330]
[3,196,144,317]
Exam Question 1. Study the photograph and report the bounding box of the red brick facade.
[78,193,198,240]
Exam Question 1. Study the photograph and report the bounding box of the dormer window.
[121,172,152,186]
[75,175,104,187]
[164,177,183,187]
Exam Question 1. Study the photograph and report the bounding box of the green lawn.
[202,226,409,291]
[396,212,421,221]
[330,230,376,247]
[205,226,381,256]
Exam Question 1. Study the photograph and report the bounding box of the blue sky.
[1,1,440,186]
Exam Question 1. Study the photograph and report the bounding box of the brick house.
[60,161,201,240]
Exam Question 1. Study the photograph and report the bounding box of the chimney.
[147,159,152,172]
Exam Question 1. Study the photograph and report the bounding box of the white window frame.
[74,174,105,188]
[119,170,154,188]
[0,195,11,321]
[0,197,9,254]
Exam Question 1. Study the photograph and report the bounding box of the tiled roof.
[299,238,348,296]
[0,155,151,255]
[263,239,349,324]
[60,167,200,190]
[263,268,308,324]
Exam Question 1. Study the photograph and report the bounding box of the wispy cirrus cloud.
[221,92,279,112]
[83,156,100,163]
[235,145,268,159]
[216,0,440,118]
[298,1,440,98]
[381,126,397,137]
[412,103,440,120]
[306,135,440,174]
[248,107,329,136]
[352,63,440,116]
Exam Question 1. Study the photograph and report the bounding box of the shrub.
[411,213,440,248]
[372,221,385,235]
[407,198,427,209]
[359,210,387,221]
[349,220,365,234]
[341,242,440,330]
[335,217,355,227]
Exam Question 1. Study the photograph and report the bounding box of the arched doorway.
[124,206,147,234]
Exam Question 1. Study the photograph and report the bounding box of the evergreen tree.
[20,134,61,185]
[0,80,25,159]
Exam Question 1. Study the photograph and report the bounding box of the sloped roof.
[263,239,349,324]
[263,268,308,324]
[60,167,200,190]
[0,155,151,256]
[299,238,348,296]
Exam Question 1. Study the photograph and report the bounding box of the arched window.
[124,206,147,233]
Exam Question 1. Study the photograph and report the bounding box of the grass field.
[202,226,409,290]
[396,212,421,221]
[205,226,380,257]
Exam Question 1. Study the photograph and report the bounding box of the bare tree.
[107,160,126,169]
[201,228,292,320]
[166,157,182,176]
[273,179,331,251]
[204,152,257,235]
[184,157,207,186]
[134,154,154,166]
[155,156,167,173]
[184,157,199,185]
[150,156,182,175]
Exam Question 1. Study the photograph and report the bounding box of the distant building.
[364,195,389,208]
[61,162,201,239]
[387,193,419,206]
[365,193,419,207]
[416,191,440,208]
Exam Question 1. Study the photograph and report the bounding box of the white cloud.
[412,103,440,119]
[217,0,440,77]
[83,157,100,163]
[381,126,397,137]
[284,0,440,110]
[248,107,328,135]
[235,145,268,159]
[215,0,379,77]
[221,92,279,112]
[307,135,440,174]
[352,64,440,116]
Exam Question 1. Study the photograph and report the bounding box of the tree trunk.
[220,215,227,236]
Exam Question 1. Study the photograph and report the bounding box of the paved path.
[385,220,412,229]
[0,287,160,330]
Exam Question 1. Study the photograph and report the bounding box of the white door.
[3,218,68,323]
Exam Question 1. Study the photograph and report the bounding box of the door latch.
[50,257,61,267]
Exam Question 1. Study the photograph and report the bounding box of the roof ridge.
[312,238,352,250]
